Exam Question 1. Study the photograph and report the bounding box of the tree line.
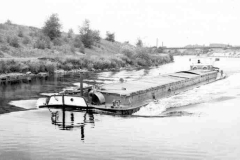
[42,14,115,50]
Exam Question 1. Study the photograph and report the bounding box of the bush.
[1,45,10,52]
[34,35,51,49]
[92,30,101,43]
[0,60,6,73]
[0,35,4,43]
[19,62,29,72]
[9,36,20,48]
[70,45,75,53]
[52,37,62,46]
[28,61,46,73]
[135,47,151,64]
[105,31,115,42]
[5,20,12,25]
[22,36,31,45]
[121,45,135,58]
[136,39,143,47]
[73,35,85,53]
[61,62,73,71]
[18,30,24,37]
[135,57,147,66]
[68,29,74,38]
[45,61,56,73]
[74,35,83,48]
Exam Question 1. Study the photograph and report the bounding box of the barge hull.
[89,70,220,115]
[40,70,223,115]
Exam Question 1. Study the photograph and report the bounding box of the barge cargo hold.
[39,69,224,115]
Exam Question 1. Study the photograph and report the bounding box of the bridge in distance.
[163,46,240,49]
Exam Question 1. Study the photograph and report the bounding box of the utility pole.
[80,72,83,96]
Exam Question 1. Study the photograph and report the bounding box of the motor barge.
[39,68,225,115]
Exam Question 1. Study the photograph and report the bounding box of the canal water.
[1,56,240,160]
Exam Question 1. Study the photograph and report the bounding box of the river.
[0,56,240,160]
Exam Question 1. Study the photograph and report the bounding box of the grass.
[0,22,174,74]
[0,23,126,58]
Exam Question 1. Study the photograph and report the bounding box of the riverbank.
[0,52,174,75]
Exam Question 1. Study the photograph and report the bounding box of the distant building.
[209,43,231,48]
[184,44,205,48]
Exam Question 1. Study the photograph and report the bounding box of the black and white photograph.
[0,0,239,159]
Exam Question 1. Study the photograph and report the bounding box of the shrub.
[18,30,24,37]
[34,35,51,49]
[52,37,62,46]
[135,57,147,66]
[78,46,85,54]
[9,36,20,48]
[63,36,69,43]
[92,30,101,43]
[86,63,94,70]
[45,61,56,73]
[136,38,143,47]
[6,60,20,72]
[0,24,7,30]
[19,63,29,72]
[120,55,133,65]
[5,20,12,25]
[0,35,4,43]
[73,35,85,53]
[61,62,73,71]
[68,29,74,38]
[28,61,46,73]
[169,53,174,61]
[121,45,135,58]
[0,60,6,73]
[22,36,31,45]
[74,35,83,48]
[70,45,75,53]
[1,45,10,52]
[105,31,115,42]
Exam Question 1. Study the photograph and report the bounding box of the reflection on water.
[49,108,95,140]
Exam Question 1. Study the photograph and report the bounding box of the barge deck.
[88,70,221,114]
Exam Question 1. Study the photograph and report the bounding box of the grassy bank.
[0,22,173,75]
[0,48,173,74]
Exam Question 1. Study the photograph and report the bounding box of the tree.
[68,28,74,38]
[136,38,143,47]
[5,20,12,25]
[42,14,62,40]
[79,19,100,48]
[105,31,115,42]
[73,35,85,54]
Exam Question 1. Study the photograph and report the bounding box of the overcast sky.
[0,0,239,47]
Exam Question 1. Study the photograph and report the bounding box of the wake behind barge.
[39,69,225,115]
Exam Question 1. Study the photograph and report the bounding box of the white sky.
[0,0,239,47]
